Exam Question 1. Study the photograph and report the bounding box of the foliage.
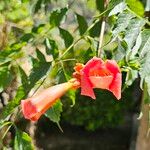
[0,0,149,148]
[62,87,133,131]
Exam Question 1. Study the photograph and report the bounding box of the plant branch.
[98,20,106,57]
[98,0,109,57]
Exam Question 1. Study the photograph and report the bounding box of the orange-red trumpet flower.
[21,79,80,121]
[73,57,122,100]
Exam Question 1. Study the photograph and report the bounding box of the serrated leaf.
[109,2,127,16]
[36,49,46,62]
[125,69,138,86]
[130,32,142,59]
[44,38,59,59]
[113,40,126,61]
[45,100,62,123]
[112,11,134,35]
[76,13,88,35]
[139,29,150,57]
[59,27,73,48]
[139,29,150,95]
[50,7,68,27]
[124,18,145,49]
[29,59,51,88]
[14,129,34,150]
[0,66,12,92]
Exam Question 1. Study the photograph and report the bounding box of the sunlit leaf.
[112,11,134,35]
[109,2,127,16]
[126,0,144,16]
[124,18,145,49]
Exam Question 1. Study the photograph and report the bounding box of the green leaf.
[108,0,123,10]
[67,90,76,107]
[0,66,12,92]
[96,0,104,12]
[125,69,138,86]
[76,13,88,35]
[36,49,46,62]
[89,20,101,37]
[109,2,127,16]
[139,29,150,57]
[145,77,150,100]
[113,40,126,61]
[59,27,74,48]
[20,33,34,42]
[14,129,34,150]
[126,0,144,16]
[18,66,29,90]
[34,0,51,13]
[0,86,26,121]
[45,100,63,123]
[139,29,150,94]
[29,58,51,88]
[112,11,134,35]
[124,18,145,49]
[44,38,59,59]
[32,24,45,33]
[49,7,68,27]
[130,32,142,59]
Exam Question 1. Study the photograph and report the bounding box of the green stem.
[127,7,150,26]
[59,37,83,59]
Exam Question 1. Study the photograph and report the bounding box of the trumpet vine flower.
[21,79,80,121]
[73,57,122,100]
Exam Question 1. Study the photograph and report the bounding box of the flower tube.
[21,79,80,121]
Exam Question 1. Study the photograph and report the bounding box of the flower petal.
[81,57,104,99]
[109,73,121,100]
[81,73,96,99]
[21,82,74,121]
[105,60,122,100]
[89,75,113,89]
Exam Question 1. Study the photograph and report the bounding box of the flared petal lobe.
[80,57,104,99]
[105,60,122,100]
